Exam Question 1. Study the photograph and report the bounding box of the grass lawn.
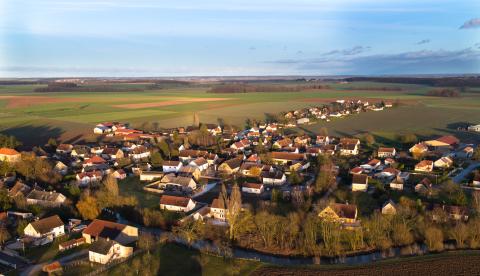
[103,243,263,276]
[23,232,87,263]
[118,177,161,209]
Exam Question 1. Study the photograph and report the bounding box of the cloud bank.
[460,18,480,29]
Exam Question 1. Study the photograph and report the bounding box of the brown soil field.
[251,252,480,276]
[112,97,233,109]
[2,96,84,108]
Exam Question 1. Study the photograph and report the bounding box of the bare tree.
[226,184,242,240]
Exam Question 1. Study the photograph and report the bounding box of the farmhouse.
[139,171,164,181]
[26,190,66,207]
[270,152,305,165]
[261,171,287,185]
[189,157,209,171]
[389,176,405,190]
[76,171,103,186]
[162,160,183,173]
[318,203,358,227]
[160,195,196,212]
[381,200,397,215]
[88,238,133,264]
[434,156,453,168]
[24,215,64,239]
[351,174,368,192]
[339,143,359,156]
[210,198,227,221]
[218,157,243,174]
[242,182,264,194]
[0,148,21,163]
[468,124,480,132]
[415,160,433,172]
[160,174,197,191]
[409,143,428,155]
[377,147,396,158]
[82,219,138,245]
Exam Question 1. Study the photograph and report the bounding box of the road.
[452,162,480,184]
[20,249,88,276]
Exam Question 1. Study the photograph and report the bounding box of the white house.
[382,200,397,215]
[189,157,209,171]
[160,195,196,212]
[296,118,310,125]
[139,171,164,181]
[389,176,405,190]
[24,215,64,239]
[261,171,286,185]
[89,239,133,264]
[26,190,66,207]
[377,147,396,158]
[434,157,453,168]
[468,124,480,132]
[162,160,183,173]
[210,198,227,221]
[352,174,368,192]
[242,183,264,194]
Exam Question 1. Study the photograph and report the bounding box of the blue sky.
[0,0,479,77]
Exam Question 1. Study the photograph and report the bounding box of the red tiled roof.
[0,148,19,155]
[436,135,459,146]
[271,152,304,161]
[378,147,395,153]
[160,195,192,207]
[352,174,368,184]
[83,219,126,238]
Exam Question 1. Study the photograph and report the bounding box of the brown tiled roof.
[0,148,19,155]
[378,147,395,153]
[331,203,357,219]
[352,174,368,184]
[211,198,227,209]
[30,215,64,235]
[163,160,181,166]
[160,195,192,207]
[436,135,459,146]
[223,157,243,169]
[271,152,304,161]
[83,219,126,239]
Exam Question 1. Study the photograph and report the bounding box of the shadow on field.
[1,125,64,149]
[158,243,202,276]
[433,127,480,144]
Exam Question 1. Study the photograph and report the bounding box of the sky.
[0,0,479,77]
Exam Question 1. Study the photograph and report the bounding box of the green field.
[0,82,479,145]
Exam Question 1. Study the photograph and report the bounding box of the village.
[0,99,478,274]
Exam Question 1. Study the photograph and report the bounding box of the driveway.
[453,162,480,184]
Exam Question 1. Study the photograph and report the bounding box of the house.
[24,215,64,239]
[130,146,150,160]
[82,219,138,245]
[210,198,227,221]
[472,173,480,186]
[178,166,201,181]
[218,158,243,174]
[339,143,359,156]
[242,182,264,194]
[160,195,196,212]
[376,167,400,179]
[360,159,381,172]
[436,135,460,148]
[381,200,397,215]
[230,139,250,151]
[160,174,197,191]
[88,238,133,264]
[468,124,480,132]
[56,144,73,154]
[409,143,428,155]
[54,161,68,175]
[83,155,106,167]
[270,152,305,165]
[101,148,124,160]
[162,160,183,173]
[0,148,21,163]
[139,171,164,181]
[377,147,396,158]
[26,190,66,207]
[352,174,368,192]
[432,205,469,222]
[415,177,433,194]
[8,182,31,198]
[349,167,364,175]
[189,157,208,171]
[296,117,310,125]
[318,203,358,227]
[71,146,90,158]
[273,138,293,149]
[415,160,434,172]
[76,171,103,186]
[316,136,330,145]
[434,157,453,168]
[389,176,405,190]
[111,169,127,180]
[261,171,287,185]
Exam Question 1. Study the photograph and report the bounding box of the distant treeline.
[339,86,403,91]
[426,88,461,97]
[207,83,330,93]
[0,80,44,85]
[34,82,144,92]
[345,76,480,87]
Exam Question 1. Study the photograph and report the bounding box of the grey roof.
[89,238,115,255]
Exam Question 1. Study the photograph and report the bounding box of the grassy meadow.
[0,81,479,146]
